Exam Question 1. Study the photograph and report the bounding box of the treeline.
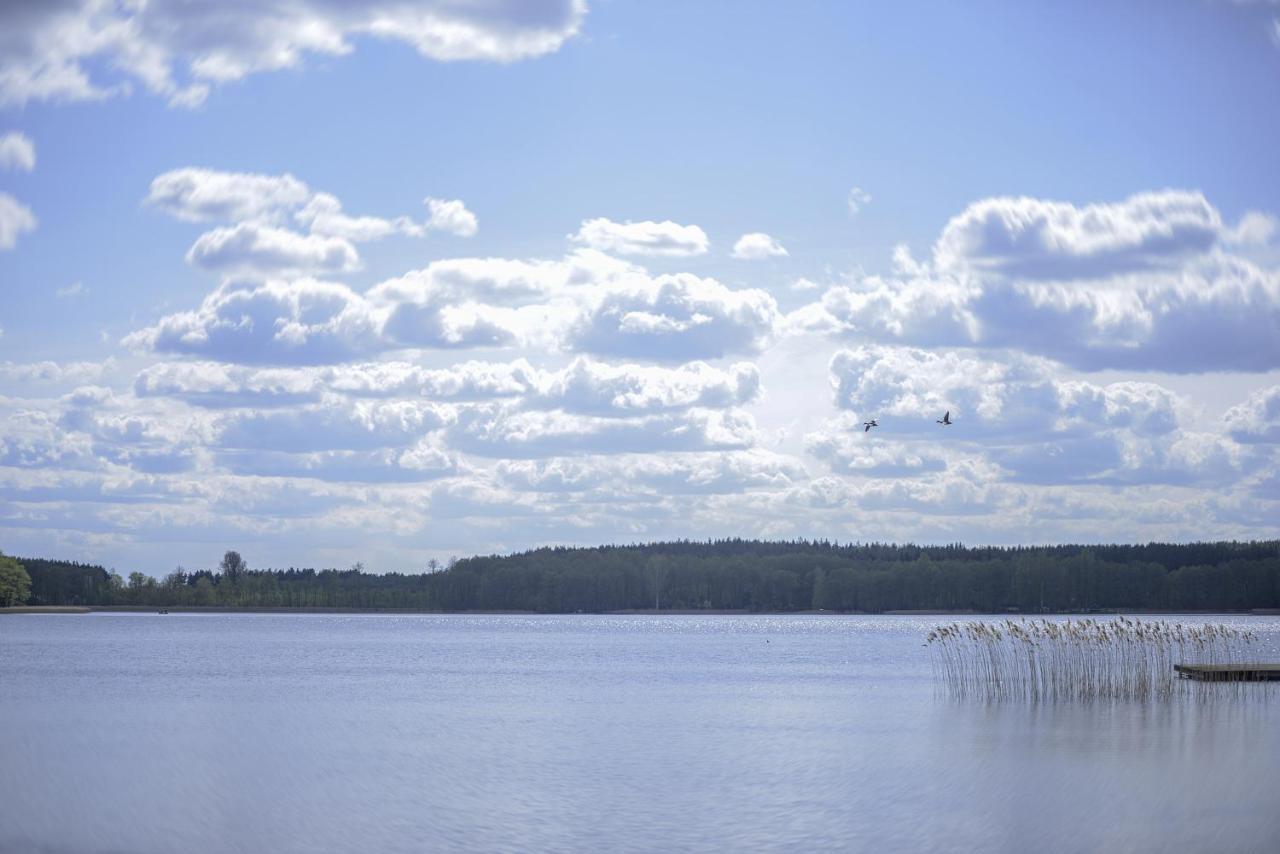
[10,539,1280,613]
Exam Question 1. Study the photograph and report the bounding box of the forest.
[6,539,1280,613]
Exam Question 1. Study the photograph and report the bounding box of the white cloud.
[530,358,760,415]
[134,356,758,420]
[331,360,538,401]
[448,405,758,458]
[827,345,1182,437]
[1227,211,1279,246]
[731,232,788,260]
[791,191,1280,372]
[0,360,109,385]
[425,198,478,238]
[0,131,35,171]
[817,345,1245,487]
[295,192,420,241]
[934,190,1223,279]
[219,443,458,484]
[124,279,383,365]
[1224,386,1280,443]
[55,282,86,299]
[0,1,587,108]
[216,398,451,452]
[0,192,37,250]
[847,186,872,215]
[497,449,806,495]
[572,217,709,256]
[147,168,312,223]
[186,223,361,276]
[806,432,950,478]
[150,168,479,245]
[0,409,95,470]
[134,362,326,408]
[129,247,778,365]
[568,273,779,361]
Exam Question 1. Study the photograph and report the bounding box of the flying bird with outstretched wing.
[937,410,952,426]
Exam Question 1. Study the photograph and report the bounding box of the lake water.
[1,613,1278,854]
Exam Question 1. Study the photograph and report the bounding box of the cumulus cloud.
[0,131,35,171]
[1227,211,1279,246]
[424,198,478,238]
[186,223,361,275]
[827,345,1183,438]
[134,356,759,421]
[215,398,451,452]
[805,431,950,478]
[817,344,1245,487]
[126,261,555,364]
[124,279,383,365]
[330,360,538,401]
[296,193,414,241]
[1224,386,1280,443]
[129,245,778,365]
[0,0,587,108]
[1,360,109,385]
[53,390,207,475]
[497,449,806,495]
[847,187,872,215]
[531,359,760,416]
[572,218,709,256]
[791,191,1280,372]
[134,362,325,408]
[297,193,478,240]
[147,168,312,223]
[731,232,788,260]
[0,192,37,250]
[568,273,778,361]
[0,409,94,470]
[135,359,535,407]
[934,190,1223,279]
[218,444,458,484]
[448,405,757,458]
[148,169,478,277]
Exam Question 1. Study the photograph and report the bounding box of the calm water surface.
[1,613,1278,853]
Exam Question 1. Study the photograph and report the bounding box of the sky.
[2,0,1280,574]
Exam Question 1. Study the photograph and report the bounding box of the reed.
[926,617,1261,701]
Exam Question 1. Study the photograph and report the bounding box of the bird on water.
[937,410,952,426]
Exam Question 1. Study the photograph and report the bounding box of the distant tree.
[106,571,125,604]
[811,566,828,610]
[646,555,670,610]
[220,551,246,584]
[0,554,32,606]
[194,575,216,605]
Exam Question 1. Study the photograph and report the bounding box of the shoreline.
[5,606,1280,617]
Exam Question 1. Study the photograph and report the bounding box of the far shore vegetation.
[3,540,1279,614]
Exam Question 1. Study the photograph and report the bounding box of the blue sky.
[2,0,1279,573]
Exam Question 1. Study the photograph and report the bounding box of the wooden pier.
[1174,664,1280,682]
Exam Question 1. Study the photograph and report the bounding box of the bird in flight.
[937,410,952,426]
[863,419,879,433]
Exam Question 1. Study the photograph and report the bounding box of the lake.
[1,613,1278,853]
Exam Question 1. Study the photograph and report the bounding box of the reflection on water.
[1,614,1277,853]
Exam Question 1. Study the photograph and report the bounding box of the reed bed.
[926,617,1260,701]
